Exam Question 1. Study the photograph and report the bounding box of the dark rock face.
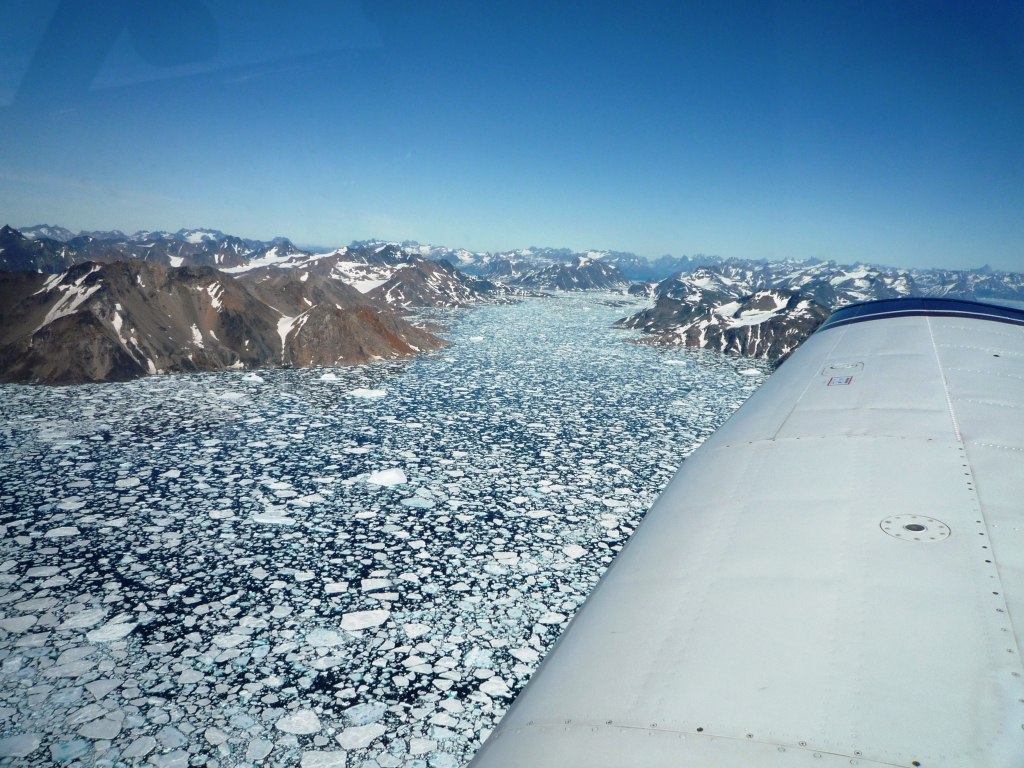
[0,225,80,273]
[627,281,659,298]
[618,285,830,363]
[512,257,631,291]
[0,260,445,384]
[478,258,535,281]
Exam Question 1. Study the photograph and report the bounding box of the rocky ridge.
[224,244,517,308]
[495,257,630,293]
[366,260,517,308]
[0,261,445,385]
[4,225,291,273]
[618,287,829,362]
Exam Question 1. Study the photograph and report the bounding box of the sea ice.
[0,733,42,757]
[122,736,157,758]
[0,616,37,633]
[343,701,387,725]
[366,468,407,486]
[246,739,274,761]
[58,607,105,628]
[404,623,432,639]
[562,544,586,559]
[0,293,764,767]
[86,620,137,642]
[306,629,345,647]
[336,722,386,750]
[276,709,322,734]
[341,610,390,630]
[77,715,123,739]
[349,388,387,398]
[301,751,349,768]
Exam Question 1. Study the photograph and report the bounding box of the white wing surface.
[471,298,1024,768]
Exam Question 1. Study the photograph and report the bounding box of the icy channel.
[0,294,769,767]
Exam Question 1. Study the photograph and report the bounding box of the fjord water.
[0,294,766,767]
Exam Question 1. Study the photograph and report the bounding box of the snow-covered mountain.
[366,259,522,308]
[8,225,294,272]
[617,286,830,362]
[224,243,516,307]
[641,259,1024,311]
[510,256,631,291]
[615,259,1024,362]
[18,224,78,242]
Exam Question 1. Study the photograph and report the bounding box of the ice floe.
[349,388,387,399]
[366,468,407,487]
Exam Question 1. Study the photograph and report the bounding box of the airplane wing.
[470,297,1024,768]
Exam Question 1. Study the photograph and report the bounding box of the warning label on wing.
[828,376,853,386]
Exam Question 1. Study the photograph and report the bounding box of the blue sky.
[1,0,1022,270]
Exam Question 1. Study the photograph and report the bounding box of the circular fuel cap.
[880,515,950,542]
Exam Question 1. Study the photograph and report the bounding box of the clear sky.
[1,1,1022,270]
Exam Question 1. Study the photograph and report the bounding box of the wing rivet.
[697,727,704,732]
[606,720,612,724]
[651,723,657,727]
[746,733,753,738]
[799,741,807,746]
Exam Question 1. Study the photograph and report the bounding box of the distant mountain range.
[2,226,627,295]
[5,222,1024,371]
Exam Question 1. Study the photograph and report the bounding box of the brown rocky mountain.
[235,265,445,365]
[0,260,445,385]
[227,244,519,307]
[617,288,830,362]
